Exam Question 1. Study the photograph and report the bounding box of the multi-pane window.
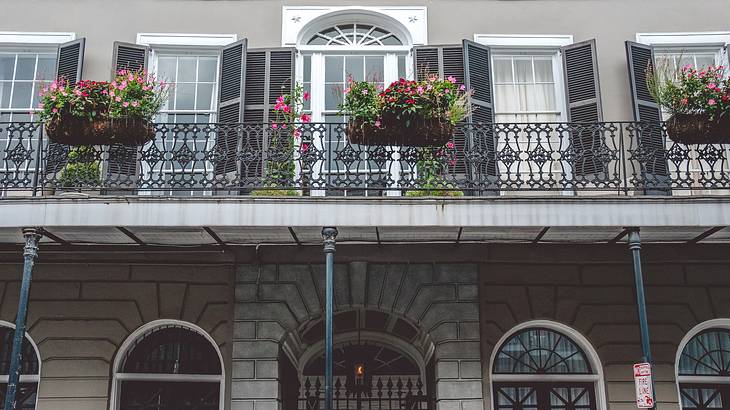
[1,325,40,409]
[144,51,220,196]
[0,48,56,123]
[493,54,561,123]
[678,328,730,410]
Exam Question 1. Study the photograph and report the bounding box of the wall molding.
[0,31,75,44]
[136,33,237,47]
[473,34,573,48]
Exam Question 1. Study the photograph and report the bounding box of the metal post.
[4,228,41,410]
[322,227,338,410]
[628,228,656,408]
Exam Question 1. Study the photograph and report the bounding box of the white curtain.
[493,56,558,123]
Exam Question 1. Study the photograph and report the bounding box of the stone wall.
[232,262,484,410]
[0,262,234,410]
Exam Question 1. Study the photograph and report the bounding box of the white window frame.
[488,320,607,410]
[136,33,235,197]
[474,34,572,123]
[108,319,226,410]
[637,32,730,70]
[0,320,41,408]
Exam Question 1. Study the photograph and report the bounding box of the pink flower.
[300,143,309,152]
[277,95,286,104]
[118,69,127,75]
[128,74,134,82]
[303,92,310,101]
[293,130,302,139]
[131,101,139,107]
[101,90,108,95]
[447,76,457,83]
[708,83,717,89]
[283,105,291,113]
[374,120,381,128]
[52,108,58,113]
[446,141,455,149]
[362,89,369,95]
[122,101,129,107]
[708,99,717,106]
[416,86,424,95]
[115,96,122,102]
[681,98,689,105]
[271,123,278,129]
[300,113,311,123]
[444,88,450,94]
[459,84,466,91]
[109,91,115,97]
[51,95,57,101]
[344,87,351,95]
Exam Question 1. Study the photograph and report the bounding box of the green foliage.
[57,146,101,189]
[250,189,301,196]
[340,75,472,127]
[648,62,730,120]
[405,144,464,197]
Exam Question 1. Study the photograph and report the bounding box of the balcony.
[1,121,729,197]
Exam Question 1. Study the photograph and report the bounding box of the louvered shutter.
[241,48,295,180]
[214,39,247,176]
[106,42,149,190]
[45,39,86,177]
[413,44,470,178]
[561,39,605,177]
[626,41,670,194]
[463,39,498,188]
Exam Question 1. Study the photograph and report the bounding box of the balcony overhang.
[1,196,730,246]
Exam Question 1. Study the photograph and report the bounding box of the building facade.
[1,1,730,410]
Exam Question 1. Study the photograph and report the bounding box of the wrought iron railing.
[1,121,729,196]
[296,376,429,410]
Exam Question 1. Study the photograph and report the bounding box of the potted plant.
[341,75,471,147]
[56,146,102,193]
[648,63,730,144]
[250,84,311,196]
[405,142,464,197]
[39,70,168,146]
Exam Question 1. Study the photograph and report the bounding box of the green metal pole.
[322,227,338,410]
[4,228,41,410]
[628,228,656,409]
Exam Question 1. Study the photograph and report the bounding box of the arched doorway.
[677,320,730,409]
[281,309,434,410]
[109,320,225,410]
[0,321,40,409]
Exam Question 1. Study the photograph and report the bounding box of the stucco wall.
[0,262,234,410]
[2,0,728,120]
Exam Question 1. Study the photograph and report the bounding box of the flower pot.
[666,113,730,145]
[347,114,454,147]
[46,115,156,146]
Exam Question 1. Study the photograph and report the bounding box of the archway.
[280,309,435,410]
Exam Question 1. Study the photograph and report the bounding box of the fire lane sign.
[634,362,654,408]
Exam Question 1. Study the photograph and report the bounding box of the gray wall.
[2,0,729,120]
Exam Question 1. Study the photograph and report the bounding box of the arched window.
[677,323,730,409]
[491,323,605,410]
[307,24,403,46]
[110,321,224,410]
[0,322,40,409]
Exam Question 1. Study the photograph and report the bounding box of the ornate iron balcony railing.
[1,121,729,196]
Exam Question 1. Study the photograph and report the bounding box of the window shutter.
[45,39,87,177]
[463,39,498,186]
[106,42,150,189]
[241,47,295,180]
[625,41,670,194]
[214,39,247,176]
[561,39,606,177]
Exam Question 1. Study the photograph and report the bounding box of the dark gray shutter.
[106,42,150,190]
[214,39,247,176]
[463,39,498,188]
[561,39,606,177]
[45,39,86,177]
[626,41,670,194]
[241,47,295,180]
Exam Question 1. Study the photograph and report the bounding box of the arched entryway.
[280,309,435,410]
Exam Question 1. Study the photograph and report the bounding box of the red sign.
[633,363,654,408]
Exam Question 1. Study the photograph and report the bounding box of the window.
[0,48,55,123]
[678,326,730,409]
[299,19,410,196]
[491,324,604,410]
[111,322,224,410]
[0,323,40,409]
[493,54,561,123]
[154,52,219,124]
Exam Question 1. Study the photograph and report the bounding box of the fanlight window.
[493,328,592,374]
[677,328,730,410]
[307,24,403,46]
[0,326,39,409]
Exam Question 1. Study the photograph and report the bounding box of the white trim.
[473,34,573,48]
[488,320,607,410]
[0,31,75,44]
[283,6,426,47]
[674,318,730,409]
[636,32,730,47]
[136,33,237,47]
[109,319,225,410]
[0,320,41,409]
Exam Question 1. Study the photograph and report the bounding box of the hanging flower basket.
[666,113,730,145]
[347,114,454,147]
[46,114,156,146]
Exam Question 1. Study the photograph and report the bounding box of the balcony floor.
[1,195,730,246]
